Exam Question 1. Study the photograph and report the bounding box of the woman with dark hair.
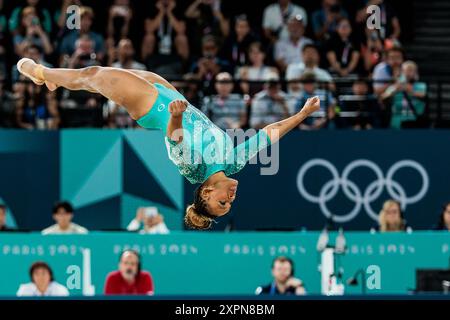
[104,250,154,295]
[433,202,450,231]
[17,261,69,296]
[17,58,319,230]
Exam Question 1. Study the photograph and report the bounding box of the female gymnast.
[17,58,320,229]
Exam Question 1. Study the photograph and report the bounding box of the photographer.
[107,0,133,46]
[255,256,306,295]
[127,207,170,235]
[312,0,348,42]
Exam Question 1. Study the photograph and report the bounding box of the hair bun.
[185,205,212,230]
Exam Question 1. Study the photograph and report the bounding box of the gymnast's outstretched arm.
[262,96,321,144]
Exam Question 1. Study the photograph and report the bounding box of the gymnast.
[17,58,320,229]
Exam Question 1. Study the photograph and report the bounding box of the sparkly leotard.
[136,83,271,184]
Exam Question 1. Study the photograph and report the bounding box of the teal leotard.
[136,83,271,184]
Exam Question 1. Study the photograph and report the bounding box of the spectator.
[190,35,230,84]
[59,6,105,64]
[9,0,52,36]
[0,204,13,231]
[262,0,308,43]
[220,15,256,71]
[356,0,401,42]
[376,199,411,233]
[361,29,384,75]
[296,73,336,130]
[325,18,361,77]
[111,39,146,70]
[250,71,290,129]
[372,47,404,97]
[41,201,88,235]
[255,256,306,295]
[142,0,189,76]
[17,261,69,297]
[0,0,7,76]
[202,72,246,130]
[338,79,381,129]
[433,202,450,231]
[185,0,230,55]
[274,15,313,73]
[286,44,333,95]
[15,82,59,130]
[104,250,154,295]
[312,0,348,42]
[0,80,16,128]
[381,61,426,129]
[107,0,133,46]
[127,207,170,235]
[237,42,279,96]
[13,6,53,57]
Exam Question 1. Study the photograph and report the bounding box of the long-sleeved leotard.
[136,83,271,184]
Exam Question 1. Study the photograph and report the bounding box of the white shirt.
[41,223,88,235]
[17,281,69,297]
[286,63,333,82]
[263,3,308,41]
[127,219,170,234]
[274,37,313,66]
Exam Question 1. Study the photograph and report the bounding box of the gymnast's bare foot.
[17,58,58,91]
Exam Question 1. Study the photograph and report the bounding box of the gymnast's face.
[202,178,238,217]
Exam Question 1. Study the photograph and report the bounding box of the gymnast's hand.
[169,100,188,118]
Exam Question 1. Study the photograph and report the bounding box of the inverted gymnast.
[17,58,320,230]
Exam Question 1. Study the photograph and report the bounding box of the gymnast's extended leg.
[17,59,158,120]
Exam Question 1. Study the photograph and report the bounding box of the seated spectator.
[250,72,290,129]
[325,18,361,77]
[312,0,348,42]
[255,256,306,295]
[372,47,404,97]
[286,44,333,95]
[9,0,52,36]
[262,0,308,44]
[190,35,231,90]
[356,0,401,43]
[0,204,14,231]
[15,82,59,130]
[142,0,189,77]
[106,0,133,47]
[104,250,154,295]
[59,6,105,64]
[185,0,230,55]
[0,80,16,128]
[12,43,52,84]
[375,199,411,233]
[274,15,313,73]
[42,201,88,235]
[361,29,384,76]
[433,202,450,231]
[295,73,336,130]
[111,39,146,70]
[202,72,246,130]
[127,207,170,235]
[381,61,427,129]
[237,42,279,96]
[338,79,381,129]
[220,15,256,71]
[13,6,53,57]
[17,261,69,297]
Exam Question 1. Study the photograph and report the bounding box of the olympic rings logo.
[296,159,429,223]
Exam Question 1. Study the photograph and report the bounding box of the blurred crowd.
[0,0,428,131]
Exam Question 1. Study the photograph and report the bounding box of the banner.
[0,232,449,296]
